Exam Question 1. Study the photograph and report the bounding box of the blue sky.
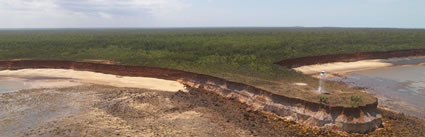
[1,0,424,28]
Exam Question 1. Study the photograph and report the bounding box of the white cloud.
[56,0,187,17]
[0,0,188,28]
[98,12,112,19]
[0,0,58,11]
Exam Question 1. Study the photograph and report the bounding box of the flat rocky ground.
[0,85,424,137]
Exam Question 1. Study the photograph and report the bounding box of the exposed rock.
[180,78,382,133]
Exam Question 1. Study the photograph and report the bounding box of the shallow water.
[0,76,83,94]
[0,78,28,93]
[336,64,425,118]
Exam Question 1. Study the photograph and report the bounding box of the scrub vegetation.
[0,27,424,106]
[319,96,329,104]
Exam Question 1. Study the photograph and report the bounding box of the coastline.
[293,56,425,76]
[0,60,383,133]
[276,49,425,68]
[0,69,186,92]
[0,60,424,135]
[293,59,393,75]
[293,56,425,119]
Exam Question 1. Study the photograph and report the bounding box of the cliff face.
[0,60,382,133]
[179,77,381,133]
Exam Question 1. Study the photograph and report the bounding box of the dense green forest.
[0,28,424,105]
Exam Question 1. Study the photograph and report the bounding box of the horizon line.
[0,26,424,30]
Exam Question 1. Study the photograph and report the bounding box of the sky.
[1,0,424,28]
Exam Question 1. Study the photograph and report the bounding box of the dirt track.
[1,85,425,137]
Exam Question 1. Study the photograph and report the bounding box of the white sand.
[0,69,186,92]
[294,59,393,75]
[293,83,308,86]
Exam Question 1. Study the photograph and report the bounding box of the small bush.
[350,96,363,107]
[319,96,329,104]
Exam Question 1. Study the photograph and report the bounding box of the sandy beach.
[0,69,186,92]
[294,56,425,76]
[293,59,393,75]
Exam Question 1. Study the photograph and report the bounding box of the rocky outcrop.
[179,77,382,133]
[0,60,382,133]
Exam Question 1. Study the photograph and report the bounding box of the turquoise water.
[336,64,425,118]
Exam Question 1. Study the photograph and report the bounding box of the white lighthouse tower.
[318,71,329,94]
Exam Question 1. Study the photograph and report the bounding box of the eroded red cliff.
[0,60,382,133]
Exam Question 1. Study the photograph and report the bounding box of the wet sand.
[0,69,186,92]
[0,77,83,93]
